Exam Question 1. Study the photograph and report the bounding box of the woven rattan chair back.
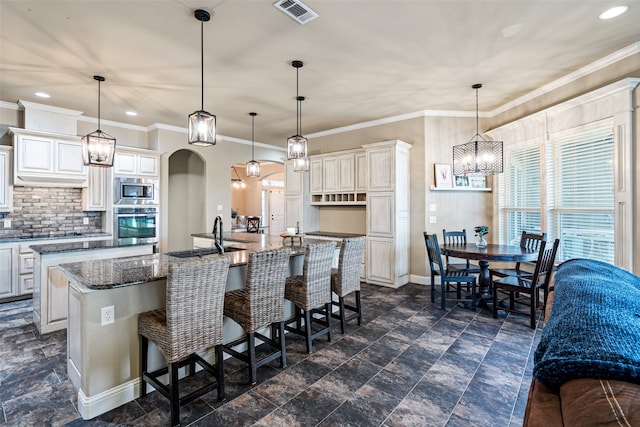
[163,256,230,362]
[300,241,335,309]
[332,237,366,297]
[243,248,291,331]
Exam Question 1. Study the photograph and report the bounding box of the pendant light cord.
[251,114,255,161]
[475,86,479,137]
[299,98,303,134]
[200,19,204,111]
[296,67,300,135]
[97,79,101,131]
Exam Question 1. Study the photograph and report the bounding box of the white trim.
[409,274,429,286]
[78,115,148,132]
[0,101,19,110]
[17,100,83,116]
[491,42,640,116]
[147,122,186,133]
[76,379,140,420]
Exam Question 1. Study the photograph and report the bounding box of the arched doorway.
[230,161,284,235]
[167,149,205,251]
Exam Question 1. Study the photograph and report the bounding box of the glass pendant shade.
[452,83,503,176]
[293,156,309,172]
[188,110,216,146]
[81,75,116,167]
[81,130,116,167]
[287,134,308,160]
[246,160,260,177]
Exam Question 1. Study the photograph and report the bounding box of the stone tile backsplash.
[0,186,103,238]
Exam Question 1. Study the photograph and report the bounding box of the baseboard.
[409,274,429,285]
[77,379,140,420]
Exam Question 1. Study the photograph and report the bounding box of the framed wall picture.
[470,176,487,189]
[454,175,469,188]
[434,163,453,188]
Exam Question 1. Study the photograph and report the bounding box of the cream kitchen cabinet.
[0,247,14,299]
[309,159,323,194]
[82,166,109,211]
[355,152,367,192]
[364,140,411,288]
[0,243,34,301]
[0,146,13,212]
[309,150,365,205]
[114,148,159,178]
[9,128,87,187]
[284,160,318,232]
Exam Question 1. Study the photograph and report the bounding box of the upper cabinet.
[0,147,13,212]
[309,149,365,205]
[114,148,159,178]
[9,128,87,187]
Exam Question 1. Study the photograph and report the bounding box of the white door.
[269,190,285,235]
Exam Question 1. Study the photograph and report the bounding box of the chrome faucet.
[212,215,224,254]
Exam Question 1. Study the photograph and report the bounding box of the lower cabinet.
[0,247,14,299]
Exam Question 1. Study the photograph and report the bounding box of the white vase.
[476,235,487,248]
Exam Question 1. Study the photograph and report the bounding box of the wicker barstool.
[223,248,291,385]
[284,241,336,353]
[331,236,366,334]
[138,256,230,427]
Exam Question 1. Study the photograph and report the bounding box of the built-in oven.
[114,177,158,205]
[113,207,158,245]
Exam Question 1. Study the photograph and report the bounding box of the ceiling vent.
[274,0,319,25]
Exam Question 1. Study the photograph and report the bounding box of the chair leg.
[304,309,313,353]
[215,344,225,400]
[140,336,148,397]
[440,280,446,310]
[431,277,436,303]
[278,321,287,369]
[355,290,362,326]
[492,287,498,319]
[338,296,346,334]
[530,292,537,329]
[248,332,257,385]
[471,282,477,312]
[325,302,332,342]
[169,362,180,427]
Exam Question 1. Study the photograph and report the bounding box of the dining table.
[440,243,539,302]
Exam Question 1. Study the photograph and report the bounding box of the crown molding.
[0,101,19,110]
[18,100,83,116]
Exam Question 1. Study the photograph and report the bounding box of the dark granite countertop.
[0,232,111,244]
[304,231,365,238]
[30,239,154,255]
[60,234,335,290]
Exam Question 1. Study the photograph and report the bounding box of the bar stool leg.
[355,290,362,326]
[215,344,225,400]
[140,336,148,397]
[248,333,257,385]
[169,362,179,427]
[338,296,346,334]
[278,321,287,369]
[304,309,313,353]
[325,302,332,342]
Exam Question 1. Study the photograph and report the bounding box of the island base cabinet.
[68,279,166,420]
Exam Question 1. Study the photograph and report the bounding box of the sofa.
[523,259,640,426]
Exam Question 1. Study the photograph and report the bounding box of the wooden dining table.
[440,243,539,301]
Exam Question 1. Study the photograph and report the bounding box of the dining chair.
[246,216,260,233]
[138,256,230,427]
[442,229,480,273]
[491,238,559,328]
[424,232,477,311]
[489,231,547,278]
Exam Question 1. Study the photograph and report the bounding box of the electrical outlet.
[3,219,11,228]
[429,204,437,212]
[429,216,437,224]
[101,305,115,325]
[83,217,89,225]
[217,204,223,211]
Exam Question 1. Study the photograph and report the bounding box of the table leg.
[478,260,491,302]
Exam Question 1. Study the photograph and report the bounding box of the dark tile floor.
[0,283,542,426]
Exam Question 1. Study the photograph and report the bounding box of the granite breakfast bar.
[59,235,310,420]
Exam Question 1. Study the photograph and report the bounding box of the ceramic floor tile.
[190,390,276,427]
[318,384,401,427]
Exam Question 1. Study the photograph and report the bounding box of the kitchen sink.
[165,246,245,258]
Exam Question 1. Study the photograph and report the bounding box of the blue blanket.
[533,258,640,389]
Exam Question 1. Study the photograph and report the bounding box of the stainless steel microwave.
[114,177,158,205]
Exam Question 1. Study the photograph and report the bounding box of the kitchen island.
[59,234,315,420]
[31,240,154,334]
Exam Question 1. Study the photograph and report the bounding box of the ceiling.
[1,1,639,147]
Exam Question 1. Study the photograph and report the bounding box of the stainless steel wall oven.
[113,207,158,245]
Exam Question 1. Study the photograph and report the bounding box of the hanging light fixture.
[231,165,246,189]
[246,112,261,177]
[287,60,308,160]
[81,75,116,167]
[293,96,309,172]
[188,9,216,146]
[452,84,503,176]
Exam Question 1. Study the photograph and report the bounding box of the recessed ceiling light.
[35,92,50,98]
[599,5,628,20]
[126,111,138,116]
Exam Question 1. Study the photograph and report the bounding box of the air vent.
[274,0,319,25]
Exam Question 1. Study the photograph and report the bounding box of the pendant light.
[188,9,216,146]
[246,112,260,177]
[452,84,503,176]
[287,60,308,160]
[231,165,246,189]
[293,96,309,172]
[81,75,116,167]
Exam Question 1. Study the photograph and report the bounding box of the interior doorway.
[268,189,285,235]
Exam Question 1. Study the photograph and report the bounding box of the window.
[551,120,614,263]
[499,119,614,264]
